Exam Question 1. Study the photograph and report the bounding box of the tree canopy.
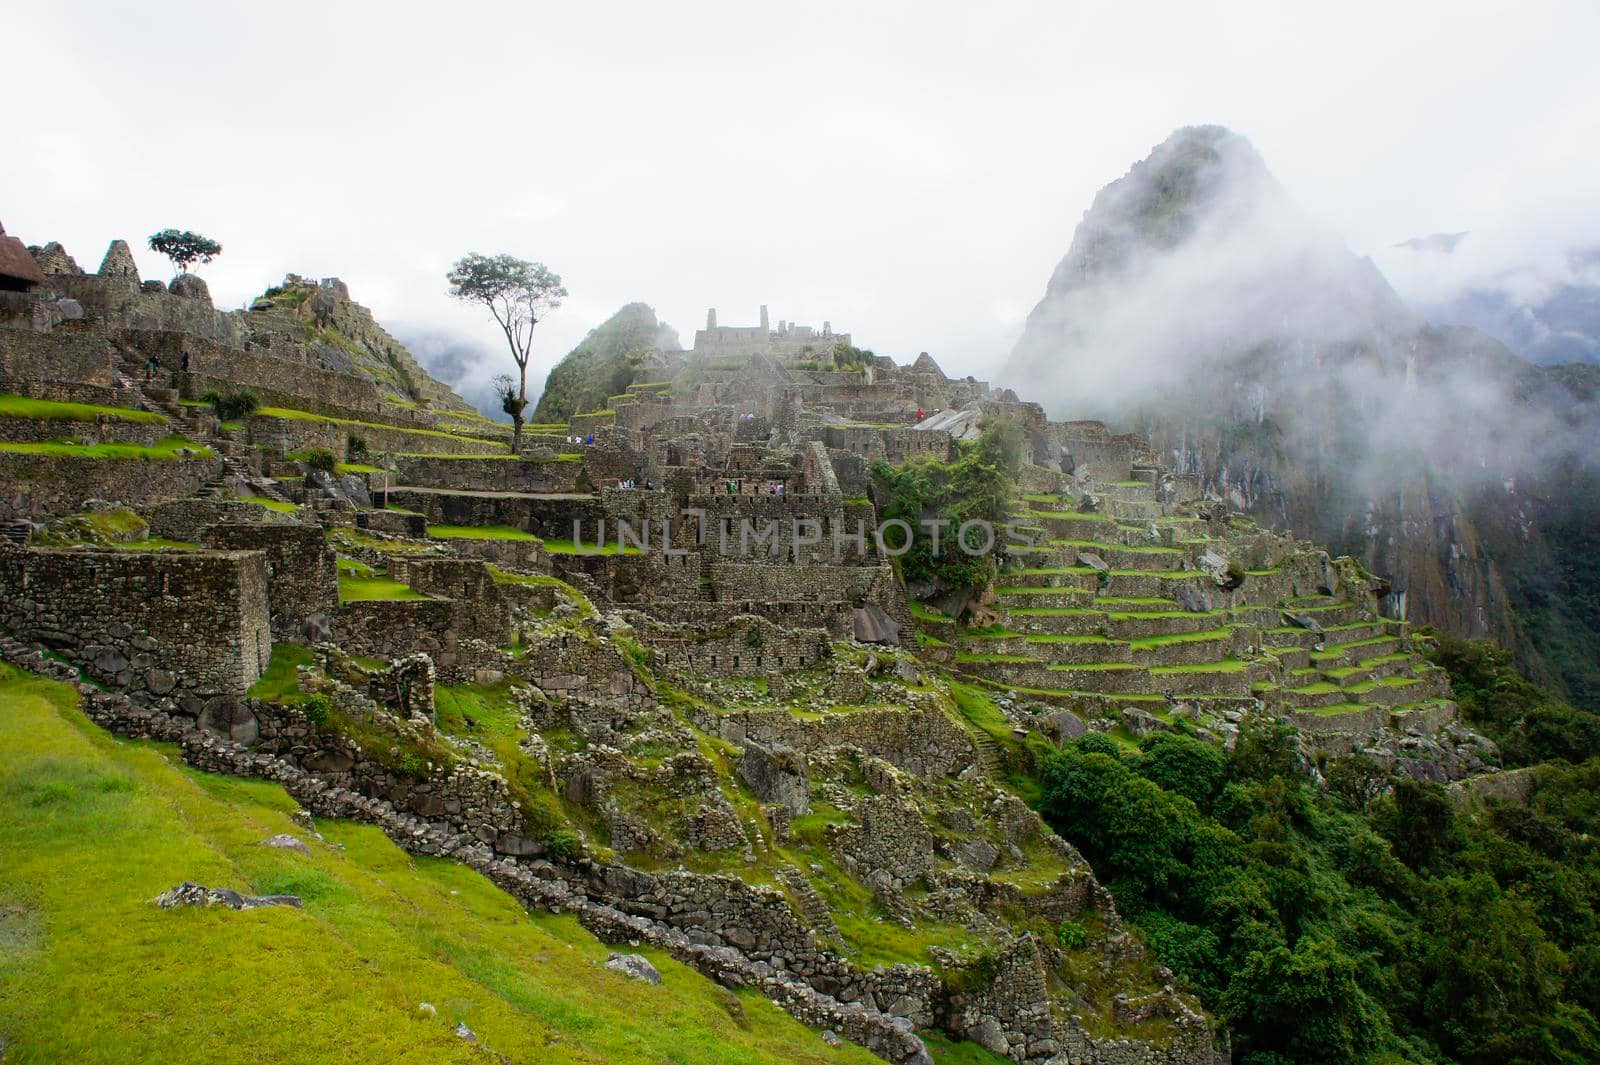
[147,229,222,273]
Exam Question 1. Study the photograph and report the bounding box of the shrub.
[1056,920,1088,949]
[346,434,369,459]
[299,448,337,474]
[543,827,580,859]
[300,694,333,726]
[396,752,428,779]
[205,390,258,421]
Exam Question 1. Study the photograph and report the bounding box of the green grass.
[339,575,429,602]
[337,463,386,475]
[248,643,317,702]
[393,452,520,461]
[1149,659,1250,674]
[243,496,299,513]
[0,393,168,425]
[0,662,880,1064]
[429,524,540,542]
[540,538,644,556]
[1128,627,1234,649]
[0,435,212,460]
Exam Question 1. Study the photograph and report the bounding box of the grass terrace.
[0,435,212,460]
[0,393,168,425]
[243,496,298,513]
[338,573,429,602]
[428,524,539,541]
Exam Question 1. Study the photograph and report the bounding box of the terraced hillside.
[0,237,1519,1063]
[924,468,1489,781]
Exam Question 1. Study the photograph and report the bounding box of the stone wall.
[245,411,508,461]
[642,615,834,678]
[145,498,299,542]
[0,323,119,403]
[116,332,386,423]
[389,454,582,492]
[0,451,219,520]
[0,544,271,697]
[385,487,602,538]
[332,597,461,667]
[386,556,511,645]
[206,523,339,636]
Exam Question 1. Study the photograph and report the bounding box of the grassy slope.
[0,664,880,1065]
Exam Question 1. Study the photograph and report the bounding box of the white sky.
[6,0,1599,388]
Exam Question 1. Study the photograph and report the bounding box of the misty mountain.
[530,303,681,423]
[1389,239,1600,366]
[1007,125,1600,706]
[391,325,509,421]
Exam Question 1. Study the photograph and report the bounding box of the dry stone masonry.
[0,232,1501,1064]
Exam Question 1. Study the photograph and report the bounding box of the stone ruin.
[0,218,1501,1065]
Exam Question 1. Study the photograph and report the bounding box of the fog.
[4,1,1599,401]
[1005,127,1598,510]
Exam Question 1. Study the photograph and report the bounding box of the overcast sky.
[7,1,1598,391]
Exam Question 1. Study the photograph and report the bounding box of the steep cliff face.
[1007,126,1599,703]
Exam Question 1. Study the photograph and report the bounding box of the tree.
[447,253,566,449]
[147,229,222,274]
[491,373,526,432]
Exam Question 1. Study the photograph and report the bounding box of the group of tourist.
[565,434,595,446]
[616,479,654,491]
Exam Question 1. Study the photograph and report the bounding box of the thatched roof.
[0,221,45,288]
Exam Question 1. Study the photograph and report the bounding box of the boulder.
[1042,710,1087,744]
[260,834,309,854]
[301,612,333,643]
[1173,581,1213,613]
[952,838,999,872]
[152,882,301,910]
[1076,551,1108,573]
[1121,705,1170,737]
[1282,610,1325,639]
[737,742,810,816]
[169,272,212,303]
[852,602,900,645]
[197,698,259,745]
[604,952,662,985]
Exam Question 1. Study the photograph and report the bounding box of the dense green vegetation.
[531,303,678,423]
[1501,462,1600,713]
[870,418,1025,598]
[1035,644,1600,1065]
[0,663,881,1064]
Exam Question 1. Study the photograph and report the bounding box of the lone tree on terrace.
[147,229,222,274]
[446,253,566,449]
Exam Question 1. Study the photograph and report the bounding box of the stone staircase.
[779,865,841,941]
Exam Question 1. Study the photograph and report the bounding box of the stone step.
[1132,629,1242,668]
[1054,541,1189,572]
[998,568,1100,590]
[1102,498,1166,522]
[1104,571,1200,598]
[1022,635,1136,665]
